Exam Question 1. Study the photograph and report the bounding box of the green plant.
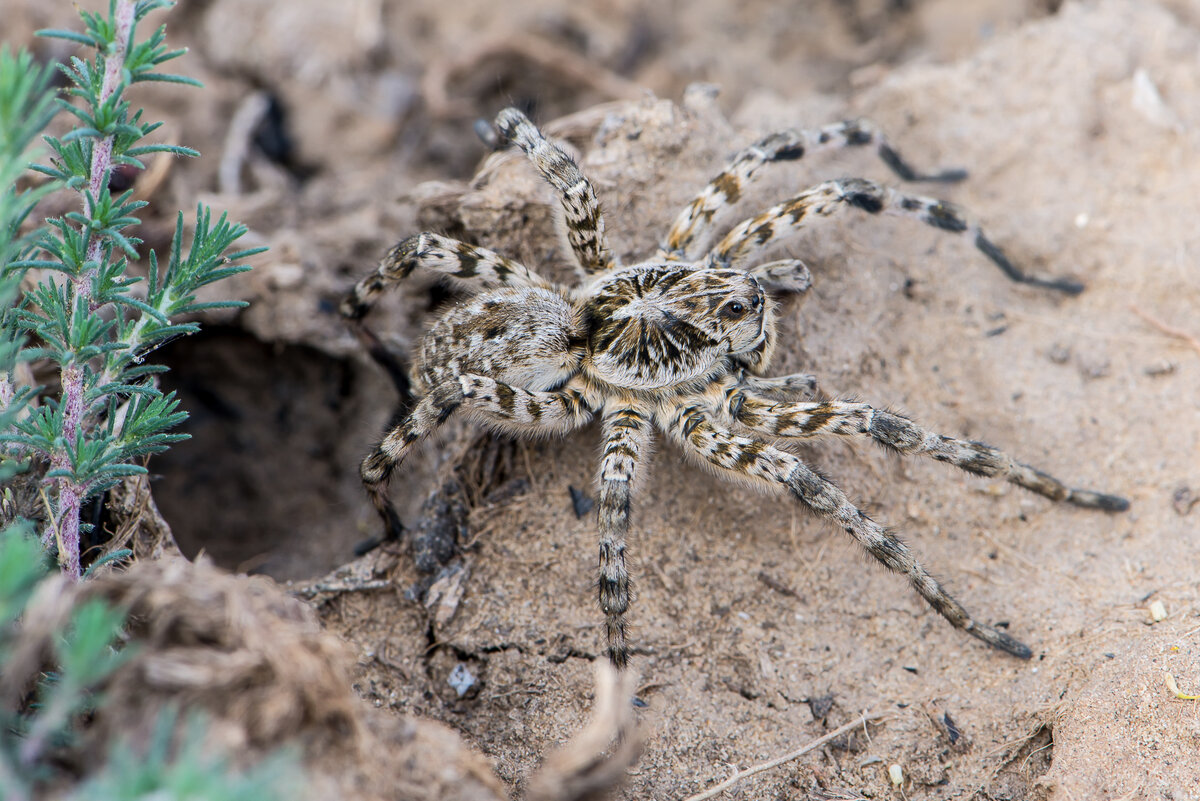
[0,47,59,485]
[0,0,262,577]
[0,521,129,799]
[68,708,300,801]
[0,523,302,801]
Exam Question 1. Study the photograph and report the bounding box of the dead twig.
[681,711,886,801]
[1130,303,1200,359]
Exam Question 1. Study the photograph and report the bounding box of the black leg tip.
[1036,276,1086,296]
[1103,495,1131,512]
[1068,489,1131,512]
[339,297,368,321]
[994,633,1034,660]
[972,623,1033,659]
[879,143,968,184]
[354,507,406,557]
[974,233,1087,296]
[923,167,969,183]
[473,118,501,149]
[1095,493,1131,513]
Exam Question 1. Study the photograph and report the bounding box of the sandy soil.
[5,0,1199,798]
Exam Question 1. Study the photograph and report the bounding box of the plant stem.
[47,364,85,579]
[50,0,137,579]
[81,0,135,300]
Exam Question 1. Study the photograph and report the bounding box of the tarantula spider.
[342,107,1128,668]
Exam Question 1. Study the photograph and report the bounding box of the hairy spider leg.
[495,108,619,276]
[358,377,593,549]
[735,371,820,400]
[340,232,555,404]
[596,403,653,668]
[662,118,967,261]
[743,258,813,294]
[708,178,1084,294]
[718,385,1131,511]
[341,232,551,322]
[661,400,1033,659]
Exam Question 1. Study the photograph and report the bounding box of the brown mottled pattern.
[342,106,1126,672]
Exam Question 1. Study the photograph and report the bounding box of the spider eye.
[724,301,745,317]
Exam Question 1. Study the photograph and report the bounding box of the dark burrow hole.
[151,327,415,581]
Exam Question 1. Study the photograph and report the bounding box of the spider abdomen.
[418,286,585,392]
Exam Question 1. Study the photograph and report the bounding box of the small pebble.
[804,693,834,720]
[267,263,305,289]
[448,662,475,697]
[569,485,595,518]
[889,764,904,787]
[1047,344,1071,364]
[1150,600,1168,622]
[1144,359,1177,377]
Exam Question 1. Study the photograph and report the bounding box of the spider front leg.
[662,119,967,261]
[721,390,1129,511]
[736,371,819,400]
[743,257,813,294]
[710,179,1084,294]
[341,232,551,322]
[359,382,466,549]
[595,403,654,669]
[661,402,1032,658]
[494,108,619,276]
[358,377,593,550]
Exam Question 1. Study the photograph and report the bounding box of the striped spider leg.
[660,398,1034,657]
[706,178,1083,294]
[662,118,1082,294]
[662,117,968,261]
[716,380,1129,511]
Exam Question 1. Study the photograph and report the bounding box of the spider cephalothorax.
[343,107,1127,669]
[583,266,772,391]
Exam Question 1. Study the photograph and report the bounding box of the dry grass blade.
[1130,303,1200,359]
[681,711,886,801]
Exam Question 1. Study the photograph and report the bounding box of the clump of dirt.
[7,556,638,800]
